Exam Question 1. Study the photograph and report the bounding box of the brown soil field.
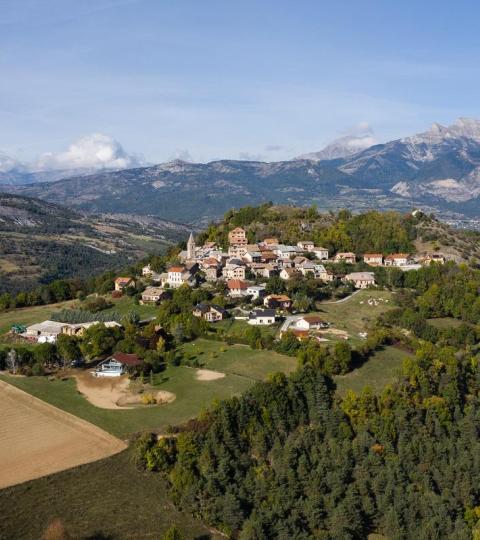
[0,380,126,489]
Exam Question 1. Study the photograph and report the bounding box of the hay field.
[0,380,126,489]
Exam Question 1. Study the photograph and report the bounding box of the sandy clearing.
[0,380,126,489]
[74,372,133,409]
[116,390,176,406]
[196,369,226,381]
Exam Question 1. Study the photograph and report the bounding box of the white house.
[313,247,329,260]
[333,252,356,264]
[363,254,384,266]
[344,271,376,289]
[248,309,276,326]
[294,316,329,331]
[227,279,250,297]
[95,353,142,377]
[246,285,266,300]
[166,265,197,288]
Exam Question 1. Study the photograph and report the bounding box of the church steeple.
[187,232,196,260]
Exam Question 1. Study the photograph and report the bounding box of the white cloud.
[0,151,23,173]
[168,149,194,162]
[238,151,265,161]
[34,133,142,171]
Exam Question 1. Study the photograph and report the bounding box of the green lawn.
[214,317,280,339]
[105,294,159,319]
[0,448,220,540]
[314,290,395,345]
[0,366,253,438]
[335,345,412,397]
[181,338,297,380]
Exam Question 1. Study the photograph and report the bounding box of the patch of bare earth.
[196,369,226,381]
[0,380,126,489]
[74,372,133,409]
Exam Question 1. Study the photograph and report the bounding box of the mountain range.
[3,118,480,224]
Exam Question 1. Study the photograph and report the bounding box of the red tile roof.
[227,279,248,289]
[111,353,142,366]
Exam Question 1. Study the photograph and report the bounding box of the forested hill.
[199,204,480,262]
[0,193,191,293]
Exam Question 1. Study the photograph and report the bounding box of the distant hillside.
[6,118,480,225]
[0,194,192,293]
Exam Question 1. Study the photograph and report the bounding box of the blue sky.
[1,0,480,167]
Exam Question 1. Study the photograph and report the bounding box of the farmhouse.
[192,303,226,322]
[295,316,329,331]
[95,353,142,377]
[421,253,446,265]
[61,321,121,337]
[344,271,376,289]
[264,294,292,310]
[228,227,248,245]
[363,254,384,266]
[114,277,135,292]
[140,286,168,304]
[248,309,276,326]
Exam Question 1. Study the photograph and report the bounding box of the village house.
[223,258,247,280]
[297,240,315,252]
[421,253,446,265]
[384,253,412,267]
[263,237,279,247]
[192,303,226,322]
[227,279,250,297]
[204,265,220,282]
[313,247,329,260]
[228,227,248,245]
[95,353,142,377]
[140,286,168,305]
[314,264,334,282]
[114,277,136,292]
[249,263,277,279]
[363,254,384,266]
[246,284,266,300]
[228,244,249,258]
[260,250,279,264]
[264,294,292,311]
[280,267,301,281]
[344,271,376,289]
[166,264,198,288]
[243,249,262,263]
[248,309,276,326]
[294,315,329,331]
[274,244,299,258]
[333,252,356,264]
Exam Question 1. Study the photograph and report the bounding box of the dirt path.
[0,380,126,489]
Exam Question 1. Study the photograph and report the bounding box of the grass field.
[0,448,220,540]
[335,345,412,397]
[104,294,159,320]
[0,365,254,438]
[181,338,297,380]
[215,318,280,339]
[314,290,395,344]
[0,380,125,490]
